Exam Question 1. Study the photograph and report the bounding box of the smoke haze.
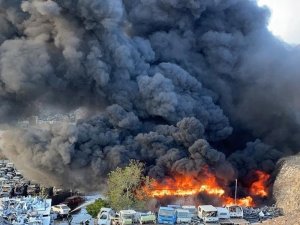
[0,0,299,192]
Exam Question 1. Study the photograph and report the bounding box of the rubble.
[243,206,283,223]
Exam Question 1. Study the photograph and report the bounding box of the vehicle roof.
[216,207,229,213]
[66,196,84,200]
[226,205,243,209]
[198,205,217,211]
[182,205,196,208]
[56,204,69,207]
[159,207,175,210]
[176,209,190,212]
[120,210,136,214]
[168,205,181,208]
[137,211,152,214]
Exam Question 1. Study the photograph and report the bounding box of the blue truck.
[157,207,177,225]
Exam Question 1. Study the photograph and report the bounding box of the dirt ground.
[262,210,300,225]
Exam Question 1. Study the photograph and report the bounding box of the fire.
[144,169,270,207]
[145,173,225,198]
[250,170,270,197]
[224,196,254,207]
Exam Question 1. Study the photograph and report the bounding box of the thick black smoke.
[0,0,299,192]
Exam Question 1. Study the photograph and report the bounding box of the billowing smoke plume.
[0,0,299,192]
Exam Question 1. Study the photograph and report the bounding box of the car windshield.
[123,214,133,219]
[203,211,217,217]
[229,206,242,212]
[177,212,189,218]
[100,214,108,219]
[61,206,69,209]
[159,209,175,216]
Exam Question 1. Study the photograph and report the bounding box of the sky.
[257,0,300,44]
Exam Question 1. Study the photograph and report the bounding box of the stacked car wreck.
[0,196,52,225]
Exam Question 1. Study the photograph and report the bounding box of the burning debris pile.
[0,0,299,207]
[143,169,270,207]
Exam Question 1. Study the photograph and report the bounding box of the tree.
[86,198,109,218]
[107,160,152,211]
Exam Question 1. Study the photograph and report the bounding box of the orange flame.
[223,196,254,207]
[250,170,270,197]
[145,173,225,198]
[144,169,270,207]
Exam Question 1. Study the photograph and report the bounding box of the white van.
[226,205,243,218]
[216,207,230,219]
[176,209,192,223]
[97,208,115,225]
[99,208,114,216]
[98,212,111,225]
[197,205,219,223]
[119,210,136,225]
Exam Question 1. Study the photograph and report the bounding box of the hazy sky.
[258,0,300,44]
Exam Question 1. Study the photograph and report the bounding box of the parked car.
[226,205,244,218]
[98,212,111,225]
[136,212,156,224]
[51,204,71,217]
[119,210,136,225]
[157,207,177,225]
[217,207,230,220]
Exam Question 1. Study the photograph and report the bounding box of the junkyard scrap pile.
[0,160,40,197]
[243,206,283,223]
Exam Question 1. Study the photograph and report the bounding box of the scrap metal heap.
[243,206,284,223]
[0,196,52,225]
[0,160,40,198]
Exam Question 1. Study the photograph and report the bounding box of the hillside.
[263,210,300,225]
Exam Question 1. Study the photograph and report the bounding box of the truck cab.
[97,208,115,225]
[136,211,156,224]
[157,207,177,225]
[197,205,219,223]
[182,205,197,219]
[226,205,243,218]
[98,212,111,225]
[175,209,191,224]
[119,210,136,225]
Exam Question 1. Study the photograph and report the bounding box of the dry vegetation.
[273,155,300,213]
[264,155,300,224]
